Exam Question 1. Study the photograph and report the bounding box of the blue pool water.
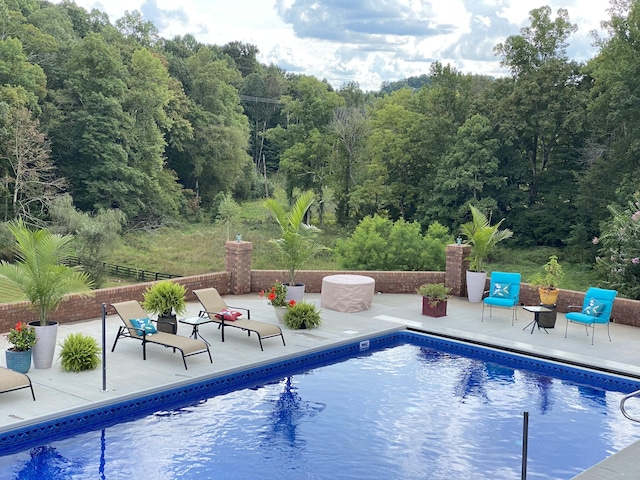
[1,333,640,479]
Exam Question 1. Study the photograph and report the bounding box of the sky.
[56,0,613,91]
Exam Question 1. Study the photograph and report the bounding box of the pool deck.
[1,292,639,478]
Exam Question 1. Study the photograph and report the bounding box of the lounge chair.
[111,300,212,369]
[192,288,286,351]
[0,367,35,400]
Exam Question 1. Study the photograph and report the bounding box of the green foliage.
[416,283,451,306]
[595,193,640,299]
[529,255,564,290]
[265,191,327,285]
[215,192,241,241]
[460,204,513,272]
[141,280,187,317]
[335,215,450,271]
[49,194,126,287]
[58,332,101,372]
[5,321,36,351]
[0,219,94,325]
[283,301,322,329]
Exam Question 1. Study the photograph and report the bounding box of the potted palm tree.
[460,204,513,303]
[416,283,451,317]
[265,191,327,303]
[0,219,94,368]
[141,280,187,334]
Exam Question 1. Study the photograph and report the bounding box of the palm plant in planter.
[141,280,187,334]
[416,283,452,317]
[265,191,327,302]
[0,220,94,369]
[460,205,513,303]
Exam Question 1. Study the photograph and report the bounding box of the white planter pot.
[273,306,287,324]
[466,271,487,303]
[285,283,305,303]
[30,321,59,369]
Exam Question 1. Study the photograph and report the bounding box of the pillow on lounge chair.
[215,310,242,321]
[130,317,158,335]
[583,299,606,316]
[492,283,511,298]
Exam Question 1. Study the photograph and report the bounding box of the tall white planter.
[285,283,305,303]
[466,271,488,303]
[30,321,59,369]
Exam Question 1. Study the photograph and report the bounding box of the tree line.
[3,1,640,293]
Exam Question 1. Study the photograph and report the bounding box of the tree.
[0,106,65,223]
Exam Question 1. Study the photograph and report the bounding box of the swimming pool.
[1,332,639,479]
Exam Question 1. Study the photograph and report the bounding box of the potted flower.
[264,191,327,303]
[460,204,513,303]
[260,281,294,323]
[283,301,322,330]
[0,220,94,369]
[5,321,37,373]
[416,283,452,317]
[141,280,187,334]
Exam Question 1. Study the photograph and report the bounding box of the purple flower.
[633,258,640,264]
[632,211,640,222]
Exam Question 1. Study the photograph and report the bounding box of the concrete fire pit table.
[320,274,375,312]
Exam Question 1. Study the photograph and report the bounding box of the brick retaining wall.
[2,242,640,331]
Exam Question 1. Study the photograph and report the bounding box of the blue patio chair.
[565,287,617,345]
[482,272,521,325]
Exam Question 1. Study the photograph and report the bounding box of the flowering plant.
[5,322,37,351]
[595,193,640,299]
[260,281,291,307]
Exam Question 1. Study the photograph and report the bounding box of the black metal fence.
[67,257,180,282]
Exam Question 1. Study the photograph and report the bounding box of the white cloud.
[51,0,612,92]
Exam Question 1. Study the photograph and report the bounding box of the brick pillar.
[225,241,253,294]
[445,243,471,297]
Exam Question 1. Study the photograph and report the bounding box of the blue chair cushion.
[583,298,605,316]
[492,283,511,298]
[130,317,157,335]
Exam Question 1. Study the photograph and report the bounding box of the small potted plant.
[529,255,564,306]
[141,280,187,334]
[260,281,292,323]
[283,301,322,329]
[5,321,37,373]
[416,283,452,317]
[58,332,101,372]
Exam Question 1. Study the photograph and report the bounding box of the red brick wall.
[2,241,640,331]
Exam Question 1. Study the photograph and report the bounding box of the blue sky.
[58,0,611,91]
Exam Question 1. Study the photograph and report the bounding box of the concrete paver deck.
[1,293,639,478]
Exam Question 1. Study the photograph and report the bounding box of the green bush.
[335,215,450,271]
[284,301,322,329]
[58,333,101,372]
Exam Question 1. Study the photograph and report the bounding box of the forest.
[2,0,640,297]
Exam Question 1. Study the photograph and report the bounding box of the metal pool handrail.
[620,390,640,422]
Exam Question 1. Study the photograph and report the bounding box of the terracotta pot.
[539,288,559,306]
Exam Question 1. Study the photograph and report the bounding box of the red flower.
[259,290,265,298]
[15,322,23,332]
[268,292,276,301]
[288,300,296,307]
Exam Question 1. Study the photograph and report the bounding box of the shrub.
[58,333,101,372]
[284,301,322,329]
[335,215,451,271]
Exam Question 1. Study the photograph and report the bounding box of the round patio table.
[320,274,375,312]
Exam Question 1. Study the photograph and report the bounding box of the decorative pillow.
[130,317,157,335]
[583,299,605,316]
[215,310,242,321]
[492,283,511,298]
